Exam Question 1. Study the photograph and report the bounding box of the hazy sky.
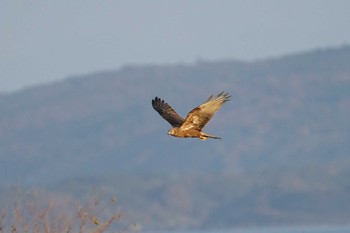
[1,0,350,93]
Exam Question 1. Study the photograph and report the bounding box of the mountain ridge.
[1,45,350,228]
[1,45,350,185]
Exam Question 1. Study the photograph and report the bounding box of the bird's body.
[168,127,220,140]
[152,92,230,140]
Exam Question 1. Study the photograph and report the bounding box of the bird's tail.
[200,132,222,140]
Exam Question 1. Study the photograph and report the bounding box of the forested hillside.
[1,46,350,229]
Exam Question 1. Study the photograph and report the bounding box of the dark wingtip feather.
[213,91,231,103]
[152,96,163,112]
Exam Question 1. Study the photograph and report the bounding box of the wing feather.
[152,97,185,127]
[180,92,230,131]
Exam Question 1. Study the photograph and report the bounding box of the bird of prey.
[152,92,230,140]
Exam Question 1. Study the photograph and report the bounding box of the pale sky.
[1,0,350,93]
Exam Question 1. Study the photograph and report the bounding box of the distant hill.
[1,46,350,229]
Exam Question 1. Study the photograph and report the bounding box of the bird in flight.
[152,92,230,140]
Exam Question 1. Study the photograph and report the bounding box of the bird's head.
[168,128,174,136]
[167,128,177,136]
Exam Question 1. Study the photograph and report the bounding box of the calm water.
[146,225,350,233]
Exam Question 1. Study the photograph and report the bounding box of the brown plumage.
[152,92,230,140]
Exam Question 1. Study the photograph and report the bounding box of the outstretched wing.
[152,97,185,127]
[180,92,230,131]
